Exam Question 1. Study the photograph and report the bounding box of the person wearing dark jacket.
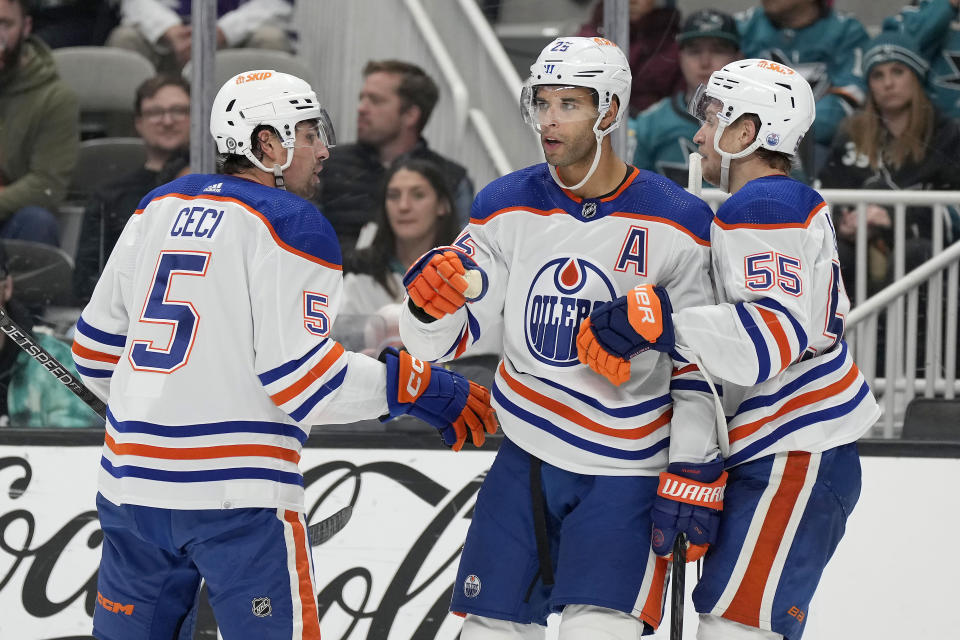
[0,0,78,246]
[314,59,473,251]
[72,74,190,304]
[818,31,960,294]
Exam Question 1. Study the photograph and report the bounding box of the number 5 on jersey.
[129,251,210,373]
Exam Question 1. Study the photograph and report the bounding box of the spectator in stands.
[0,0,77,247]
[31,0,118,48]
[576,0,683,116]
[315,59,474,251]
[737,0,870,157]
[630,8,740,185]
[883,0,960,119]
[73,74,191,304]
[340,157,461,318]
[0,242,102,427]
[106,0,294,73]
[818,32,960,294]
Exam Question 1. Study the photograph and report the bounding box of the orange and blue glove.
[380,347,498,451]
[651,459,728,563]
[576,283,675,386]
[403,247,488,320]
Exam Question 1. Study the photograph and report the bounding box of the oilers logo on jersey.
[525,257,615,367]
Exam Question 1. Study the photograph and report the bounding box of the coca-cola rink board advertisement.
[0,436,957,640]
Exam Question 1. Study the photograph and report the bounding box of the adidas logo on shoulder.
[203,182,223,193]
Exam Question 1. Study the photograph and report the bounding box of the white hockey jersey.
[400,164,718,475]
[73,174,388,512]
[674,175,880,467]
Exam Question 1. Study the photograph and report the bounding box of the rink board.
[0,436,956,640]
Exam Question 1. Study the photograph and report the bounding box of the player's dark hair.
[363,59,439,133]
[737,113,794,174]
[345,157,461,297]
[134,74,191,116]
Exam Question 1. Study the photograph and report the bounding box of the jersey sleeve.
[249,209,389,425]
[658,209,722,464]
[674,198,819,387]
[399,194,509,363]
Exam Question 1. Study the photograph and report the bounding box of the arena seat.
[183,48,317,89]
[52,46,156,138]
[901,398,960,441]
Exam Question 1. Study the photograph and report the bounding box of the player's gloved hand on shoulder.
[403,247,488,320]
[380,347,498,451]
[576,283,675,386]
[651,458,728,563]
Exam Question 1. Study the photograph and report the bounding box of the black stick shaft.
[0,307,106,419]
[671,533,686,640]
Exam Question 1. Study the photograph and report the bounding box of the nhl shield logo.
[581,201,597,219]
[252,597,272,617]
[464,574,481,598]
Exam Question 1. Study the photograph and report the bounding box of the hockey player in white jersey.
[73,70,496,640]
[399,37,719,639]
[579,59,881,639]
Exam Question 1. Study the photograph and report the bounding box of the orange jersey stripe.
[723,452,811,627]
[284,511,322,639]
[638,555,669,629]
[715,201,826,231]
[471,206,568,226]
[104,433,301,463]
[672,364,700,377]
[728,364,860,445]
[72,342,121,364]
[139,193,342,271]
[270,342,345,406]
[561,167,640,202]
[498,363,672,440]
[609,211,711,246]
[755,306,792,374]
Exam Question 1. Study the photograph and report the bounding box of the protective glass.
[688,84,725,123]
[290,109,337,149]
[520,80,600,132]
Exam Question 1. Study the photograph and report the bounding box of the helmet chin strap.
[247,147,294,190]
[714,122,761,192]
[547,110,616,192]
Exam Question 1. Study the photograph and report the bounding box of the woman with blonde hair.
[818,31,960,292]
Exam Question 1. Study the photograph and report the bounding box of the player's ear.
[600,96,620,130]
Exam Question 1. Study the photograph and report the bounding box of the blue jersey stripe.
[75,363,114,378]
[493,384,670,460]
[258,339,328,385]
[754,298,809,353]
[530,372,672,418]
[734,342,848,415]
[76,316,127,348]
[107,408,308,443]
[670,379,722,396]
[288,366,347,422]
[736,302,770,384]
[725,382,871,467]
[101,457,304,486]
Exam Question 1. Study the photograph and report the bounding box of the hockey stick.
[671,533,686,640]
[308,505,352,546]
[0,307,353,546]
[0,306,107,418]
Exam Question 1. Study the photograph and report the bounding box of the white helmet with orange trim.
[520,36,632,190]
[689,58,815,190]
[210,69,336,175]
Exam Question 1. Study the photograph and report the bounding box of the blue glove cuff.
[666,458,725,483]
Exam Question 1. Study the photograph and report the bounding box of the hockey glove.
[380,347,498,451]
[403,247,488,320]
[575,284,675,386]
[651,458,728,563]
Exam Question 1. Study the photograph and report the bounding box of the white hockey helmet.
[689,58,815,190]
[520,37,632,190]
[210,70,336,174]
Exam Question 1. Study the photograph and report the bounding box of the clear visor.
[520,80,601,132]
[688,84,725,123]
[288,108,337,149]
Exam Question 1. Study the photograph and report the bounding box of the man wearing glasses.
[74,74,192,303]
